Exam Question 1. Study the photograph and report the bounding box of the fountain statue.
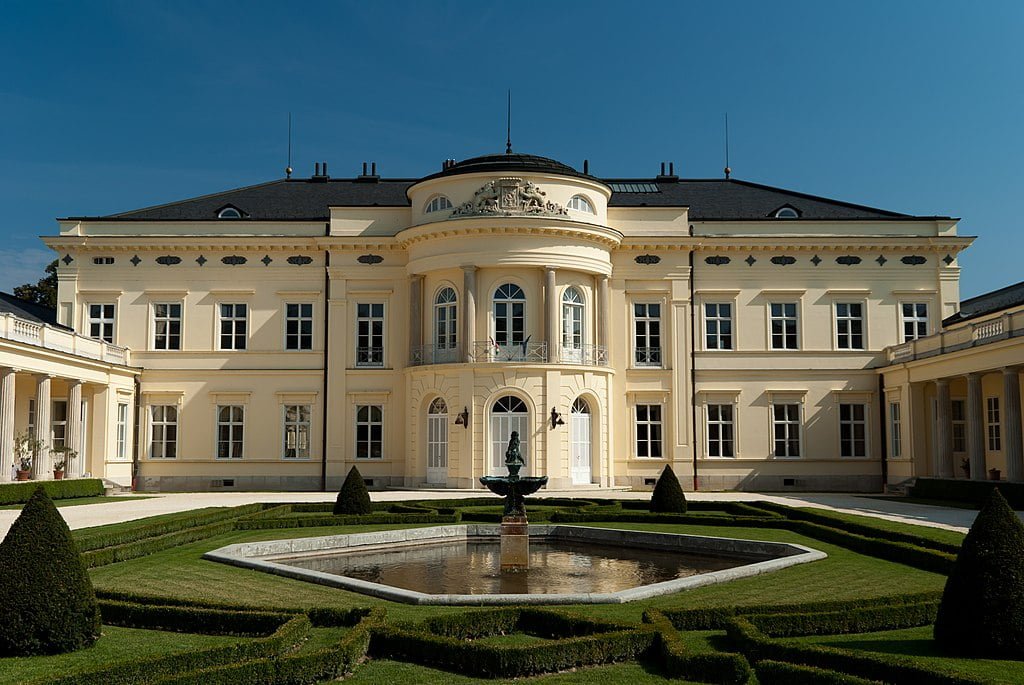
[480,431,548,572]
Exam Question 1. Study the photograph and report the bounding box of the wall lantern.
[454,406,470,429]
[549,407,565,429]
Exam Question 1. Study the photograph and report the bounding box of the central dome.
[421,152,600,183]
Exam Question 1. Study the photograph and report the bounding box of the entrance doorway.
[570,397,592,484]
[490,396,528,476]
[426,398,448,484]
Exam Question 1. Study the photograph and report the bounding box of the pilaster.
[935,378,953,478]
[1004,368,1023,482]
[0,368,16,479]
[965,372,986,481]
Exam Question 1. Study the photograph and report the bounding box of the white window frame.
[703,302,734,351]
[355,404,384,460]
[282,404,311,459]
[492,283,527,347]
[433,287,458,352]
[834,301,865,351]
[889,401,902,459]
[632,301,662,367]
[561,286,585,352]
[705,403,736,458]
[216,405,245,459]
[149,404,178,459]
[900,301,930,342]
[987,397,1002,451]
[951,399,967,453]
[284,302,314,351]
[87,303,116,343]
[152,302,183,351]
[771,402,802,458]
[218,303,248,351]
[425,195,453,213]
[567,194,595,213]
[355,302,386,367]
[768,302,799,350]
[28,398,36,438]
[51,399,68,449]
[426,397,448,481]
[634,403,663,459]
[839,402,869,458]
[116,402,129,460]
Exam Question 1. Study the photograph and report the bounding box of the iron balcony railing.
[472,340,548,363]
[355,347,384,367]
[633,346,663,367]
[558,343,608,366]
[409,344,462,366]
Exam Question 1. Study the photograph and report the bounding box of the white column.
[597,274,610,355]
[35,374,52,478]
[965,372,987,481]
[1004,367,1023,482]
[462,266,477,363]
[67,379,83,475]
[545,267,558,363]
[0,368,16,480]
[409,274,423,361]
[935,378,954,478]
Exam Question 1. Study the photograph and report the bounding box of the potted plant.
[51,445,76,480]
[989,467,1002,481]
[13,431,42,481]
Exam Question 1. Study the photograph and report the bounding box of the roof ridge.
[724,178,911,218]
[105,178,288,218]
[959,279,1024,306]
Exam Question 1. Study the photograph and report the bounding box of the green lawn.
[0,625,246,685]
[796,506,968,546]
[790,626,1024,685]
[0,495,153,510]
[343,659,702,684]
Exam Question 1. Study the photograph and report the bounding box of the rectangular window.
[633,303,662,366]
[28,398,36,438]
[88,304,116,343]
[285,303,314,351]
[889,402,902,458]
[901,302,929,342]
[835,303,864,350]
[704,302,733,350]
[51,400,68,449]
[153,303,182,350]
[951,399,966,453]
[355,405,383,459]
[356,303,385,367]
[283,405,311,459]
[635,404,663,458]
[150,405,177,459]
[706,404,735,458]
[772,403,801,458]
[216,405,244,459]
[769,303,799,350]
[219,304,247,350]
[116,403,129,460]
[839,403,868,458]
[987,397,1002,451]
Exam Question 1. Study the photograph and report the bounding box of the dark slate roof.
[0,292,60,327]
[73,153,951,222]
[943,280,1024,326]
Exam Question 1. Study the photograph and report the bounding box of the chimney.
[356,160,380,183]
[656,161,678,182]
[311,162,330,182]
[583,159,589,174]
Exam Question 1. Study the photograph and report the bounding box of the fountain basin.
[204,525,825,605]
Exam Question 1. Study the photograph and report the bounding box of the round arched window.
[774,206,799,219]
[567,195,595,213]
[425,195,453,213]
[217,207,242,219]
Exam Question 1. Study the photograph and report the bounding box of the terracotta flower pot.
[53,470,64,480]
[16,470,30,481]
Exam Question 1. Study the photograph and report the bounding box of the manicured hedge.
[75,504,264,552]
[650,465,688,513]
[233,512,460,530]
[0,478,104,505]
[910,477,1024,509]
[745,602,937,638]
[99,600,292,636]
[756,660,884,685]
[644,609,751,684]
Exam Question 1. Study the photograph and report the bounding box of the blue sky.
[1,1,1021,298]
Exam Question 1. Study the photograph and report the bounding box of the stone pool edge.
[202,524,827,605]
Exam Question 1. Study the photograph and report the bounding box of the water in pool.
[275,538,761,595]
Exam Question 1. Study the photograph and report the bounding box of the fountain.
[479,431,548,572]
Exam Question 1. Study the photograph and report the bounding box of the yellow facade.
[9,152,985,492]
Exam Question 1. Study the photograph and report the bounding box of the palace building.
[4,150,1019,493]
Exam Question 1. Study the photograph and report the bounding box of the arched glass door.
[493,284,526,357]
[434,287,458,363]
[426,397,448,484]
[562,287,585,363]
[490,396,528,476]
[570,397,592,484]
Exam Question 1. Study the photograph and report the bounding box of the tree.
[650,464,688,513]
[334,466,372,515]
[0,487,100,655]
[934,488,1024,657]
[13,259,59,309]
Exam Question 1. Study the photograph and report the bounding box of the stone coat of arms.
[451,178,568,218]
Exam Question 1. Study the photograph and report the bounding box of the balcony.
[0,312,130,366]
[633,347,663,367]
[355,347,384,367]
[472,340,548,363]
[409,344,461,366]
[885,310,1024,364]
[409,341,611,366]
[558,343,608,366]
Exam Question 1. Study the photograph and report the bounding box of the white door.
[426,398,448,484]
[570,398,592,484]
[490,396,528,476]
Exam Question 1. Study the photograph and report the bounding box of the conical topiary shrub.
[650,464,688,513]
[0,486,100,656]
[934,488,1024,657]
[334,465,372,515]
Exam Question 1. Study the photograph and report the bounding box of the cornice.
[43,236,321,252]
[396,221,622,249]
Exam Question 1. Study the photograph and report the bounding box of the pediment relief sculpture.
[451,177,568,218]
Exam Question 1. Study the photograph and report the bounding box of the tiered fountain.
[479,431,548,572]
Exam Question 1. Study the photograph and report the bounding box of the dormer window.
[773,205,800,219]
[425,195,453,213]
[568,195,595,214]
[217,206,243,219]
